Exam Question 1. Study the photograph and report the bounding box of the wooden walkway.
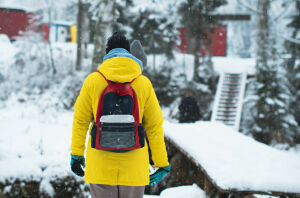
[165,137,300,198]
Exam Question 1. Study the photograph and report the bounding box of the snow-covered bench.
[164,121,300,197]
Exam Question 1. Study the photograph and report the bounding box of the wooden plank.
[217,112,236,118]
[221,88,240,91]
[218,105,238,108]
[165,136,300,198]
[217,109,237,113]
[219,98,239,102]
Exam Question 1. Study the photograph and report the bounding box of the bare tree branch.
[281,34,300,45]
[237,0,262,14]
[272,5,289,22]
[238,0,300,45]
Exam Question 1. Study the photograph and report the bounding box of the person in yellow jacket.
[70,32,170,198]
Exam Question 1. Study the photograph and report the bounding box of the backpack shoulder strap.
[129,75,141,85]
[96,70,111,84]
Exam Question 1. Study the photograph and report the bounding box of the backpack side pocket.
[138,124,145,148]
[91,123,97,148]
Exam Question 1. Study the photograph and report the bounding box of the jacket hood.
[98,48,143,83]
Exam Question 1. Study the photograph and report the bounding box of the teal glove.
[150,164,171,186]
[70,154,85,177]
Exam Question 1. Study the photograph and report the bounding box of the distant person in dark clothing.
[178,90,201,123]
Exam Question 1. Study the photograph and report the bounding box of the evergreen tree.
[129,9,177,62]
[177,0,226,83]
[249,0,298,145]
[176,0,226,119]
[284,0,300,142]
[113,0,134,33]
[143,65,180,106]
[90,0,133,72]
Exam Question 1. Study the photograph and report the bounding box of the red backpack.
[91,71,145,152]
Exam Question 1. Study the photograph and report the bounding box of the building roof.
[0,0,45,12]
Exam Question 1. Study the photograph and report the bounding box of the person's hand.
[150,164,171,186]
[70,154,85,177]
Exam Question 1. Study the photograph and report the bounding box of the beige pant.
[90,184,145,198]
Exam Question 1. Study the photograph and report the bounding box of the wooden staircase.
[211,72,247,130]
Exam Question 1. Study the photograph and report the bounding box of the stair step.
[212,72,247,130]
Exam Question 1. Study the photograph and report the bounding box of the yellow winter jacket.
[71,53,169,186]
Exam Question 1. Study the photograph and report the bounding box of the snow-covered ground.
[147,53,256,81]
[0,97,208,197]
[0,22,297,197]
[0,34,16,69]
[0,96,299,196]
[144,184,206,198]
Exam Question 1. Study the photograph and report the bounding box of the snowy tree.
[143,65,180,106]
[90,0,115,72]
[90,0,133,72]
[177,0,227,83]
[284,0,300,142]
[248,0,298,145]
[129,8,177,66]
[113,0,134,33]
[76,0,84,71]
[176,0,226,119]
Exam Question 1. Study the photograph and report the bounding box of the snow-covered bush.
[143,63,216,121]
[143,65,181,107]
[0,33,89,110]
[246,46,298,145]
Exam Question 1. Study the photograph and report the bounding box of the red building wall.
[177,26,227,56]
[42,24,49,42]
[0,8,38,40]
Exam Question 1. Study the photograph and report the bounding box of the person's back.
[70,32,170,198]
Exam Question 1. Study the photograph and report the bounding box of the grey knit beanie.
[130,40,147,67]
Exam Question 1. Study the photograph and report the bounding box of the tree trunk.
[193,36,201,82]
[47,0,56,75]
[76,0,83,71]
[91,0,115,72]
[256,0,270,69]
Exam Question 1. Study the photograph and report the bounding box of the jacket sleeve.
[71,78,93,156]
[143,79,169,168]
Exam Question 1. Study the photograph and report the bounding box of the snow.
[132,0,178,14]
[159,184,206,198]
[0,34,16,68]
[0,98,299,195]
[213,57,255,74]
[144,184,206,198]
[164,121,300,193]
[0,0,47,11]
[0,97,75,184]
[40,178,55,196]
[51,20,75,26]
[148,53,255,82]
[0,0,299,196]
[0,97,206,197]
